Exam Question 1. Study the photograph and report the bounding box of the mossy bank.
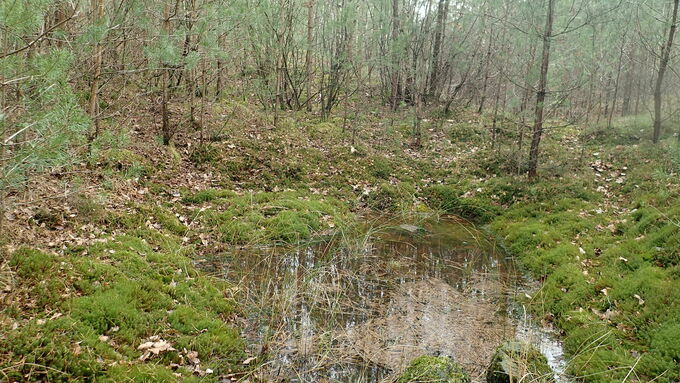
[1,208,245,382]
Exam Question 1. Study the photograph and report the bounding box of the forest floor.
[1,93,679,382]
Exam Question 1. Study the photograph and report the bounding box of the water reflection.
[198,219,568,382]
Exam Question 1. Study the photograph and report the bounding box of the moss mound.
[190,190,349,245]
[486,341,554,383]
[397,355,470,383]
[423,185,499,223]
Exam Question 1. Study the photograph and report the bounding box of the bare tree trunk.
[216,60,222,98]
[491,75,503,150]
[653,0,679,143]
[161,3,172,145]
[413,94,422,147]
[528,0,554,179]
[478,26,494,114]
[428,0,448,99]
[200,58,206,144]
[519,39,536,120]
[390,0,400,111]
[305,0,315,112]
[608,33,627,129]
[621,46,635,116]
[88,0,104,141]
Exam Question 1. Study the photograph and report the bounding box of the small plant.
[371,157,394,179]
[486,341,554,383]
[398,355,470,383]
[189,144,219,165]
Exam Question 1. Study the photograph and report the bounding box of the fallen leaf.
[633,294,645,305]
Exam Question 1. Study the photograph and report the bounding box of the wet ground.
[197,218,568,382]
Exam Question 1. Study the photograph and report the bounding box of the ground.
[1,93,679,382]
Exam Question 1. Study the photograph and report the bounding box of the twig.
[0,11,79,59]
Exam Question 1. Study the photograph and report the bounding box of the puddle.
[198,219,569,382]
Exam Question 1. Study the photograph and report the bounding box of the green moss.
[536,263,594,318]
[196,190,347,245]
[523,244,578,275]
[423,185,499,222]
[70,283,158,343]
[189,144,220,165]
[175,324,243,366]
[486,341,554,383]
[397,355,469,383]
[0,317,112,382]
[2,202,244,382]
[182,189,237,204]
[10,248,58,280]
[148,206,187,237]
[366,182,415,211]
[651,321,680,361]
[266,210,316,242]
[219,216,261,244]
[103,364,187,383]
[371,157,394,179]
[492,173,680,382]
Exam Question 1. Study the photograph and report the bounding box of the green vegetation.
[187,190,349,245]
[490,144,680,382]
[397,355,470,383]
[486,341,554,383]
[1,209,244,382]
[3,0,680,381]
[3,104,679,382]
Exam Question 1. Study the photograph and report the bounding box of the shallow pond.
[198,218,568,382]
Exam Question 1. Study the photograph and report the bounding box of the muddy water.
[199,219,568,383]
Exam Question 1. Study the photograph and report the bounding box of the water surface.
[198,218,568,382]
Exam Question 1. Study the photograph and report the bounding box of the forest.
[1,0,680,382]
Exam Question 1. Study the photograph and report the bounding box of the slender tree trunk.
[200,58,206,144]
[621,46,635,117]
[519,39,536,119]
[216,60,222,98]
[528,0,554,179]
[603,74,611,122]
[161,3,172,145]
[478,26,494,114]
[305,0,315,112]
[491,75,504,150]
[390,0,400,111]
[413,93,422,147]
[89,0,104,141]
[428,0,448,99]
[608,34,627,129]
[653,0,679,143]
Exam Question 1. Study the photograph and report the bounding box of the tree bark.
[428,0,448,99]
[528,0,554,179]
[161,3,172,145]
[88,0,105,141]
[390,0,400,111]
[478,26,494,114]
[653,0,679,143]
[608,33,626,129]
[305,0,315,112]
